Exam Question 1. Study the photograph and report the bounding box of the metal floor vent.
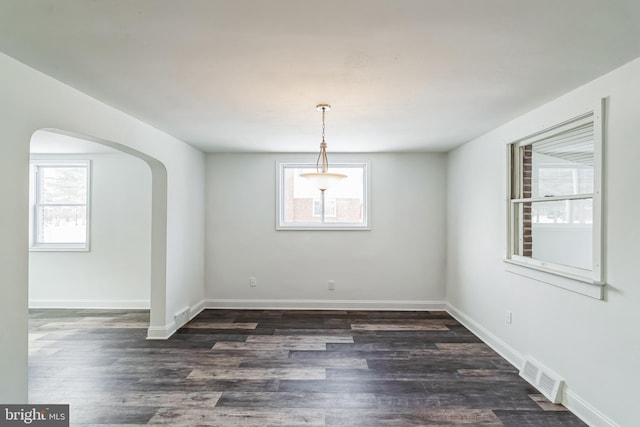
[519,357,564,403]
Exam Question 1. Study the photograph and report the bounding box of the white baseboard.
[29,298,150,309]
[189,299,206,322]
[446,303,619,427]
[146,321,176,340]
[563,388,620,427]
[204,299,447,311]
[146,299,206,340]
[148,299,442,339]
[446,303,524,368]
[28,296,619,425]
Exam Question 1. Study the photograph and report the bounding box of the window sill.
[30,246,89,252]
[276,225,371,231]
[503,259,604,300]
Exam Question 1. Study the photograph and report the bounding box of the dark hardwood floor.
[29,309,586,426]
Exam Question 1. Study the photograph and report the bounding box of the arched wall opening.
[29,128,168,332]
[1,52,205,404]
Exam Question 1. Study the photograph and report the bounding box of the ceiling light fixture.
[300,104,347,192]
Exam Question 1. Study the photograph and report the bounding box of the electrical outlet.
[328,280,335,291]
[249,277,256,287]
[505,310,513,324]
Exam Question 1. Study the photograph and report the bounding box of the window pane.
[283,167,321,223]
[39,166,87,204]
[324,199,337,217]
[516,199,593,270]
[323,168,363,223]
[312,199,322,217]
[281,165,365,226]
[312,199,336,217]
[529,137,594,198]
[38,206,87,243]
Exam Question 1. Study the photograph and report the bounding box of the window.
[30,160,91,250]
[277,162,369,229]
[506,101,604,289]
[313,198,336,217]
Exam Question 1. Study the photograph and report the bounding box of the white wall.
[29,152,151,308]
[205,153,447,308]
[447,57,640,427]
[0,52,205,402]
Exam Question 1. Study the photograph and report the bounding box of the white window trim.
[30,159,91,251]
[276,160,371,230]
[504,100,605,299]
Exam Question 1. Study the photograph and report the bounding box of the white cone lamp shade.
[301,104,347,191]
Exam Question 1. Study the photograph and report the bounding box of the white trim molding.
[563,388,620,427]
[276,160,372,231]
[504,99,605,294]
[146,300,206,340]
[205,299,446,311]
[146,321,176,340]
[446,303,524,368]
[446,303,620,427]
[188,300,206,323]
[505,261,604,300]
[29,159,92,251]
[29,298,150,309]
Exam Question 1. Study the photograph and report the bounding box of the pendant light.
[300,104,347,192]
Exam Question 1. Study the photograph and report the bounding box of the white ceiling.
[1,1,639,153]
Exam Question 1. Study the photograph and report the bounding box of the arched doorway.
[29,128,168,333]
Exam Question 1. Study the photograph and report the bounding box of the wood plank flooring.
[29,309,586,426]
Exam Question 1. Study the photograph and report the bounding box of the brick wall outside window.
[522,145,532,257]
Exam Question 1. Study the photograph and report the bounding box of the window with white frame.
[30,160,91,250]
[277,162,369,229]
[506,102,603,287]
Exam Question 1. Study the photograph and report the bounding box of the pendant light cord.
[322,106,326,143]
[316,106,328,173]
